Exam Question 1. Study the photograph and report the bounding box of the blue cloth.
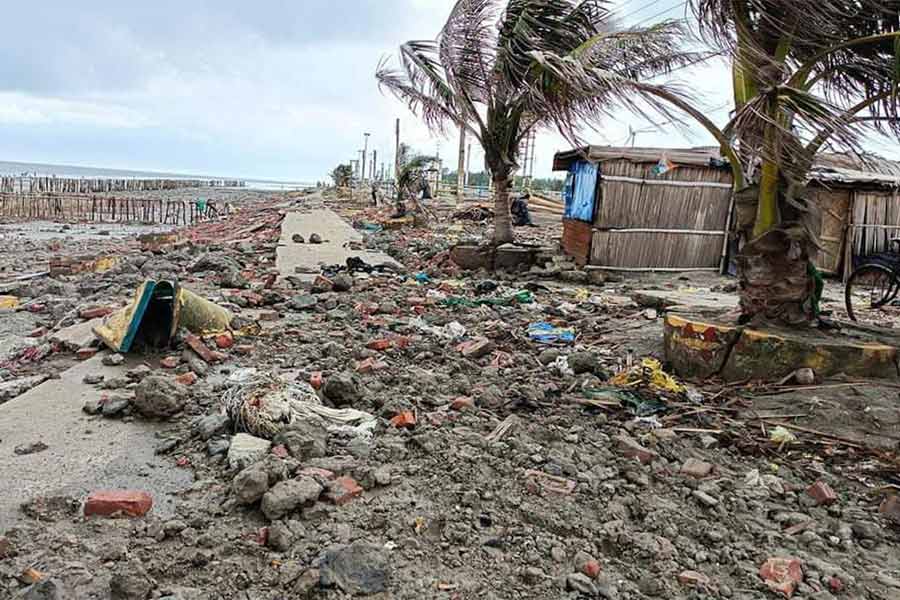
[563,161,598,222]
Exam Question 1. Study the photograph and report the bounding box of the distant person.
[511,192,537,227]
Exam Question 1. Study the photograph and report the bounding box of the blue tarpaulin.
[563,161,598,222]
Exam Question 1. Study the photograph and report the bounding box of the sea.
[0,160,315,191]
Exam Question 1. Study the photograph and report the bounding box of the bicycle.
[844,239,900,322]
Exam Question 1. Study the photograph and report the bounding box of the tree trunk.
[492,174,514,245]
[737,228,815,325]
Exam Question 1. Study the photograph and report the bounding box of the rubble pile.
[1,190,899,599]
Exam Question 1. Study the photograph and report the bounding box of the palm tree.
[376,0,702,244]
[330,164,353,187]
[683,1,900,324]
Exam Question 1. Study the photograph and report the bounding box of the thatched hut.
[553,145,900,279]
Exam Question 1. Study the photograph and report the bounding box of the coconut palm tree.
[684,1,900,324]
[330,164,354,187]
[395,143,438,215]
[376,0,704,244]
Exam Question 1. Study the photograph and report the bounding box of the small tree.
[395,143,437,215]
[377,0,701,245]
[681,1,900,324]
[330,164,354,187]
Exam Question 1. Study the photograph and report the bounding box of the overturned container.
[93,279,234,353]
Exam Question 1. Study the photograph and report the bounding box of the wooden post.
[394,118,401,184]
[456,123,466,206]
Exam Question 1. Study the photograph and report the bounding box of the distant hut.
[553,145,900,279]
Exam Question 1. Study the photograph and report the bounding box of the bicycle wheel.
[845,263,900,323]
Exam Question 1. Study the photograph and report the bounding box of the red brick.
[356,357,387,373]
[390,411,417,429]
[879,495,900,523]
[76,347,99,360]
[324,476,363,506]
[28,327,47,338]
[258,311,280,321]
[680,458,714,479]
[19,567,43,585]
[175,372,198,386]
[271,444,289,459]
[678,570,710,587]
[215,332,234,349]
[84,490,153,518]
[456,338,495,359]
[828,576,844,593]
[185,334,217,363]
[312,275,334,292]
[450,397,475,411]
[309,371,324,390]
[616,435,658,465]
[160,356,180,369]
[367,339,392,351]
[79,306,114,320]
[759,557,803,598]
[806,481,837,506]
[298,467,336,481]
[582,560,602,579]
[234,344,254,355]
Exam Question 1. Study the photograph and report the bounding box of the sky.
[0,0,897,182]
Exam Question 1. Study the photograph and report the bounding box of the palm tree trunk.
[492,175,514,245]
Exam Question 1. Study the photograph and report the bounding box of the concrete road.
[0,353,192,530]
[276,207,402,281]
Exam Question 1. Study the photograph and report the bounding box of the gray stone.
[207,438,230,456]
[193,414,231,441]
[82,398,104,415]
[289,295,318,311]
[538,349,561,366]
[566,573,598,596]
[132,376,188,418]
[101,376,130,390]
[232,465,270,505]
[220,268,248,289]
[323,373,362,407]
[102,353,126,367]
[101,395,131,418]
[189,253,241,274]
[183,351,209,377]
[268,520,296,552]
[261,477,323,521]
[292,234,305,244]
[82,374,104,385]
[274,419,327,460]
[109,564,154,600]
[331,274,354,293]
[309,233,323,244]
[227,433,271,470]
[126,365,152,381]
[18,579,66,600]
[567,352,599,375]
[319,543,390,596]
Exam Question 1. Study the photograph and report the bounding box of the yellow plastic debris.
[769,426,797,445]
[0,295,19,310]
[609,358,686,394]
[574,289,590,302]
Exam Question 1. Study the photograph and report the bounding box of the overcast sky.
[0,0,897,182]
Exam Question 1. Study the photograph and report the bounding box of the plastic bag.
[527,322,576,344]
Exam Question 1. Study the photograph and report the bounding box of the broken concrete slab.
[665,313,900,382]
[50,318,103,352]
[633,289,739,313]
[0,354,193,531]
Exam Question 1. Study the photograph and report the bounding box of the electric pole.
[466,143,472,187]
[394,119,401,183]
[371,150,377,182]
[362,133,370,185]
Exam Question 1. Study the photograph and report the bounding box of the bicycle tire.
[845,263,900,322]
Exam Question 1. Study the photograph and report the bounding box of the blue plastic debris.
[527,322,576,345]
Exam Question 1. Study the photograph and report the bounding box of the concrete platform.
[0,353,193,530]
[665,313,900,382]
[276,208,402,281]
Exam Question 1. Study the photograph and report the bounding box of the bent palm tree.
[395,143,438,216]
[377,0,701,244]
[685,1,900,324]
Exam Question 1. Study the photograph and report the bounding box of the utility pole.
[394,119,401,183]
[456,124,466,205]
[465,143,472,187]
[362,133,371,185]
[528,131,537,190]
[371,150,377,182]
[358,150,365,184]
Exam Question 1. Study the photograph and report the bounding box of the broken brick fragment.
[309,371,324,390]
[324,476,363,506]
[759,557,803,598]
[879,495,900,523]
[356,357,388,373]
[28,327,46,338]
[271,444,289,459]
[680,458,714,479]
[234,344,254,355]
[456,338,495,359]
[450,397,475,411]
[215,332,234,349]
[806,481,837,506]
[84,490,153,518]
[616,434,658,465]
[678,570,710,587]
[581,560,602,579]
[79,306,114,320]
[160,356,180,369]
[175,372,198,386]
[76,347,99,360]
[298,467,336,481]
[390,411,417,429]
[367,339,392,351]
[185,334,218,363]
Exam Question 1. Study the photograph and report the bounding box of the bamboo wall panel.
[850,190,900,262]
[590,160,733,270]
[806,186,850,274]
[0,192,210,225]
[0,177,243,194]
[591,230,723,269]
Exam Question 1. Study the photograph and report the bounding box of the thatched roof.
[553,145,900,188]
